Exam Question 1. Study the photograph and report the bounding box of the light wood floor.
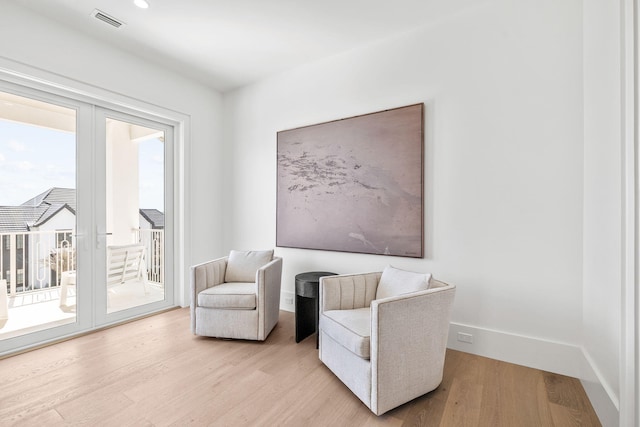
[0,308,601,426]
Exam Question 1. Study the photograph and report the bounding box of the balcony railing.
[135,228,164,285]
[0,230,74,297]
[1,229,164,297]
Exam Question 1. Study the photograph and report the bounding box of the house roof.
[33,203,75,228]
[0,187,76,233]
[1,188,164,233]
[139,209,165,229]
[0,205,47,232]
[21,187,76,211]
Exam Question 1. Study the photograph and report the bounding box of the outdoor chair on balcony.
[318,266,456,415]
[59,244,149,308]
[190,249,282,341]
[106,244,149,295]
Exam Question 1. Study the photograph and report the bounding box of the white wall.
[0,2,225,305]
[223,0,587,376]
[139,215,152,231]
[582,1,623,425]
[106,120,139,246]
[36,209,76,233]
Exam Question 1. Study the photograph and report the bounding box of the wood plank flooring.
[0,308,601,426]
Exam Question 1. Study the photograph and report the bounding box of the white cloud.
[16,161,35,171]
[0,152,4,162]
[8,140,27,152]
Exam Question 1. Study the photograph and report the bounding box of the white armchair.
[318,267,456,415]
[190,250,283,341]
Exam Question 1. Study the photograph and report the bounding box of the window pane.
[105,118,165,313]
[0,90,77,340]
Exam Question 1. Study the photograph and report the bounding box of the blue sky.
[0,120,75,205]
[138,138,164,211]
[0,119,164,211]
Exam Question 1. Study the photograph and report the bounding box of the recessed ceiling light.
[134,0,149,9]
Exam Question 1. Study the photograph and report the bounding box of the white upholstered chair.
[190,249,283,341]
[318,266,456,415]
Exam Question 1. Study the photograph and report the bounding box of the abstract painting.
[276,103,423,257]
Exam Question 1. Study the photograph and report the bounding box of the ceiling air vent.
[91,9,125,28]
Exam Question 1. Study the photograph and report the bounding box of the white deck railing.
[1,229,164,297]
[135,228,164,285]
[0,230,74,296]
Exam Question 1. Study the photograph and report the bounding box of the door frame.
[0,63,187,357]
[622,0,638,425]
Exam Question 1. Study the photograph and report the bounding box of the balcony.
[0,228,164,339]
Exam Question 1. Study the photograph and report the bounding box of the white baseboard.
[580,349,620,427]
[581,380,619,427]
[447,322,619,426]
[448,322,584,377]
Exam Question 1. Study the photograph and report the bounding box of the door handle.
[96,228,112,249]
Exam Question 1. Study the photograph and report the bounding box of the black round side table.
[295,271,336,348]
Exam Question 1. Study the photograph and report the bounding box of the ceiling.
[11,0,479,92]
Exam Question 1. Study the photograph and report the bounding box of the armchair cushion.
[321,307,371,359]
[224,249,273,282]
[197,282,256,309]
[375,265,431,300]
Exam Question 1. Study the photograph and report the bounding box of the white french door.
[0,80,177,356]
[93,108,174,326]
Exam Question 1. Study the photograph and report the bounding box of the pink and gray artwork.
[276,104,423,258]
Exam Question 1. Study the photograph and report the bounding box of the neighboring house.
[139,209,164,230]
[0,188,163,291]
[0,188,75,291]
[0,187,76,233]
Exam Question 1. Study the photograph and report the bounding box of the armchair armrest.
[256,257,283,341]
[370,282,456,415]
[190,256,228,333]
[256,257,283,300]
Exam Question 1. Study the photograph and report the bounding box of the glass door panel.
[96,110,173,322]
[0,89,78,341]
